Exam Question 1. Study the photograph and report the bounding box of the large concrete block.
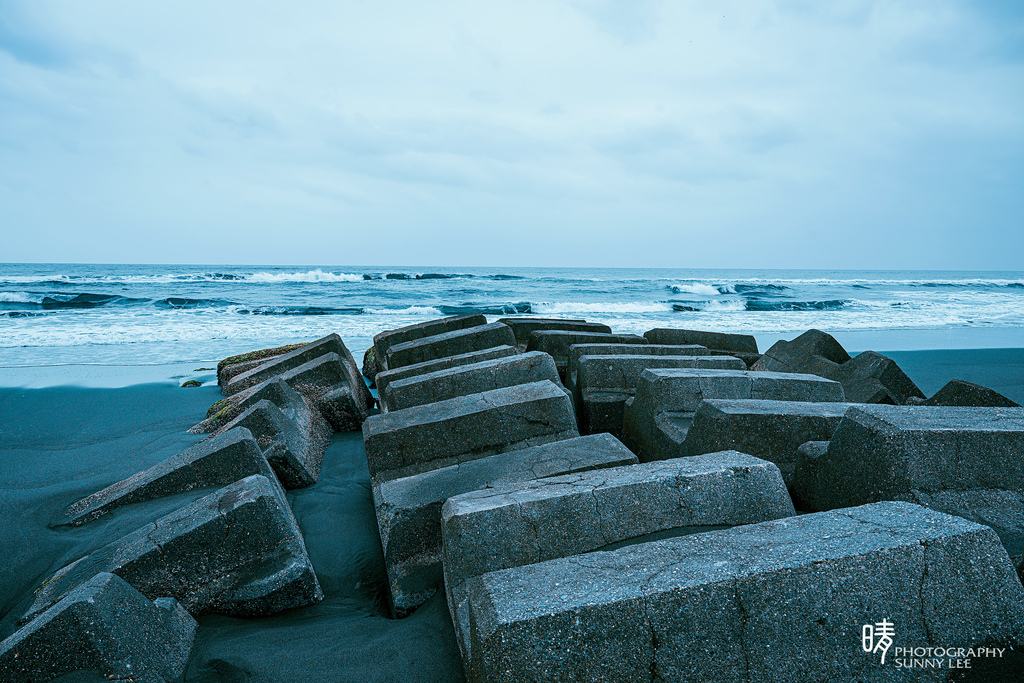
[680,399,856,485]
[526,331,647,378]
[623,368,846,462]
[794,405,1024,512]
[0,573,197,683]
[386,321,516,370]
[375,434,637,616]
[278,353,366,431]
[752,328,850,374]
[834,350,925,405]
[565,343,708,393]
[923,378,1021,408]
[463,502,1024,683]
[363,381,580,481]
[497,318,610,348]
[444,451,795,670]
[375,345,518,402]
[56,427,273,527]
[383,351,564,412]
[574,354,746,436]
[374,314,487,371]
[24,475,323,623]
[189,376,325,436]
[643,327,758,354]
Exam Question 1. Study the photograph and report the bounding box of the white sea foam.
[668,283,724,296]
[0,292,42,303]
[533,302,674,315]
[246,270,364,283]
[363,306,445,316]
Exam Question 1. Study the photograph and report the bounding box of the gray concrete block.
[526,331,647,378]
[643,328,758,354]
[362,381,580,481]
[386,321,516,370]
[623,368,846,462]
[680,399,856,485]
[794,405,1024,512]
[0,573,197,683]
[924,379,1021,408]
[574,355,746,436]
[464,502,1024,683]
[383,352,564,412]
[752,328,850,374]
[565,343,708,393]
[497,318,609,347]
[374,314,487,371]
[56,427,273,527]
[375,434,637,616]
[24,475,323,624]
[834,350,925,405]
[375,346,518,402]
[277,353,365,431]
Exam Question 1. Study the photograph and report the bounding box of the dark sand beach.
[1,346,1021,680]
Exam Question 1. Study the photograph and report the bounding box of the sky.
[0,0,1022,269]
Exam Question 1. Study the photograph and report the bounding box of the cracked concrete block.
[574,355,746,437]
[0,573,197,683]
[923,379,1021,408]
[375,346,518,402]
[24,474,323,624]
[794,405,1024,514]
[374,314,487,371]
[463,502,1024,683]
[386,322,516,370]
[362,381,580,481]
[55,427,274,527]
[565,343,709,394]
[383,351,565,413]
[444,451,795,675]
[623,368,846,462]
[375,433,637,616]
[680,399,856,485]
[219,399,329,488]
[643,328,758,354]
[526,331,647,379]
[497,318,609,349]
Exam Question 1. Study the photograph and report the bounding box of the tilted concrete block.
[464,502,1024,683]
[375,345,518,402]
[623,368,846,462]
[565,343,708,393]
[386,321,516,370]
[643,328,758,354]
[834,350,925,405]
[0,573,197,683]
[923,379,1020,408]
[526,331,647,378]
[375,433,637,616]
[374,314,487,371]
[24,475,323,623]
[362,380,580,481]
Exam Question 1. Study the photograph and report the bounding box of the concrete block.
[565,343,708,393]
[497,318,610,348]
[374,314,487,371]
[923,379,1020,408]
[526,331,647,378]
[643,328,758,354]
[834,350,925,405]
[386,321,516,370]
[375,346,518,402]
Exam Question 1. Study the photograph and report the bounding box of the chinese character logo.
[862,619,895,664]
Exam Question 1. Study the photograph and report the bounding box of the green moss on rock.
[216,342,306,376]
[181,379,203,388]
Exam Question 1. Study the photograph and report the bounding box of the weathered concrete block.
[0,573,197,683]
[362,345,381,385]
[375,433,637,616]
[190,376,322,435]
[362,381,579,481]
[565,343,709,393]
[463,502,1024,683]
[643,327,758,354]
[923,378,1020,408]
[497,318,610,348]
[386,321,516,370]
[56,427,273,527]
[794,405,1024,512]
[374,314,487,371]
[444,451,795,670]
[526,331,647,378]
[574,354,746,436]
[25,475,323,623]
[274,352,365,431]
[383,352,564,412]
[219,399,328,488]
[623,368,846,462]
[834,350,925,405]
[375,345,518,402]
[680,399,856,485]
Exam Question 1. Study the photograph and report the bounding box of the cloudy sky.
[1,1,1022,268]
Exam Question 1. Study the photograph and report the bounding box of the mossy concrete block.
[0,572,197,683]
[375,346,519,402]
[375,433,636,616]
[25,475,323,624]
[643,328,758,354]
[386,322,516,370]
[362,380,579,481]
[374,314,487,371]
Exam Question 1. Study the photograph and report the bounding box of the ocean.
[3,264,1024,369]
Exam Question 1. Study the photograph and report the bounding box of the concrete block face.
[793,405,1024,512]
[375,345,518,401]
[565,343,709,392]
[0,573,197,683]
[623,368,846,461]
[386,321,516,370]
[835,350,925,405]
[275,352,364,431]
[680,399,855,485]
[362,381,580,481]
[223,399,327,488]
[57,427,273,528]
[464,502,1024,683]
[497,318,608,346]
[24,475,323,623]
[526,331,647,377]
[374,433,636,616]
[925,379,1021,408]
[643,328,759,354]
[374,314,487,370]
[383,352,564,413]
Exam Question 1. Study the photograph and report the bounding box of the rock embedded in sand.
[0,572,197,683]
[525,330,647,379]
[373,313,488,372]
[374,345,519,402]
[923,378,1021,408]
[385,321,516,370]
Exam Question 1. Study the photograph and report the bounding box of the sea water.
[2,264,1024,369]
